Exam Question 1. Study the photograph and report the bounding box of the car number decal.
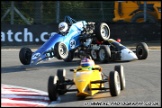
[32,53,41,59]
[70,39,76,49]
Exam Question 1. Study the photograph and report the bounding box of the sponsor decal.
[1,27,57,44]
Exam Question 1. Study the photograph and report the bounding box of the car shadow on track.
[1,60,81,73]
[1,59,136,74]
[58,91,112,104]
[94,60,135,64]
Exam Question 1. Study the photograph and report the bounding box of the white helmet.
[58,22,68,33]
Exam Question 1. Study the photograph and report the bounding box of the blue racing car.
[19,16,110,65]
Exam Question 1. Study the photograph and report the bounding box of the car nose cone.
[120,49,138,61]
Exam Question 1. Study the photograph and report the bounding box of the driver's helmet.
[58,22,68,34]
[80,57,95,70]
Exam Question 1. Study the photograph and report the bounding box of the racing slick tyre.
[136,42,149,60]
[95,22,110,41]
[109,71,121,96]
[90,49,99,61]
[48,75,58,101]
[114,65,126,90]
[77,96,86,100]
[63,51,74,62]
[19,47,32,65]
[57,69,67,95]
[54,43,62,59]
[54,42,69,60]
[98,45,111,63]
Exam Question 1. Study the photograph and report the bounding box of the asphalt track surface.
[1,46,161,107]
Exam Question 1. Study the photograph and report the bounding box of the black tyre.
[54,43,62,59]
[57,69,66,95]
[54,42,69,59]
[98,45,111,63]
[77,96,86,100]
[48,75,58,101]
[19,47,32,65]
[114,65,126,90]
[95,22,110,41]
[136,42,149,59]
[90,49,99,61]
[109,71,121,96]
[63,51,74,62]
[131,12,157,23]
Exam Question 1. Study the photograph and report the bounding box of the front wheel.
[19,47,32,65]
[48,75,58,101]
[57,69,67,95]
[90,49,98,61]
[98,45,111,63]
[136,42,149,59]
[109,71,121,96]
[114,65,126,90]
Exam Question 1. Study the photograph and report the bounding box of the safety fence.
[1,1,114,25]
[1,1,161,46]
[1,1,161,25]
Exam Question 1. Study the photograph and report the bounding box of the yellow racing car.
[47,57,126,101]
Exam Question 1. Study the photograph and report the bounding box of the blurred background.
[1,1,161,25]
[1,1,114,24]
[1,1,161,46]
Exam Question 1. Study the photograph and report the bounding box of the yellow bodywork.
[113,1,161,22]
[73,65,103,97]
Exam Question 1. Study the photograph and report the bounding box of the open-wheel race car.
[47,57,126,101]
[19,16,110,65]
[86,38,149,63]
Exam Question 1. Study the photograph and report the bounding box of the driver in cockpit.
[58,21,92,47]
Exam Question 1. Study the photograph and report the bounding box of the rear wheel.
[63,51,74,62]
[136,42,149,59]
[48,75,58,101]
[114,65,126,90]
[19,47,32,65]
[54,42,69,59]
[57,69,67,95]
[98,45,111,63]
[109,71,121,96]
[95,22,110,41]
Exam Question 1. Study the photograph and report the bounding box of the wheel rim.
[99,49,105,60]
[100,26,109,39]
[122,71,126,88]
[54,76,58,84]
[116,74,121,94]
[59,44,67,57]
[91,50,97,59]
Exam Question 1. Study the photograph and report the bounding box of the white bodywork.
[120,48,138,61]
[90,41,138,61]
